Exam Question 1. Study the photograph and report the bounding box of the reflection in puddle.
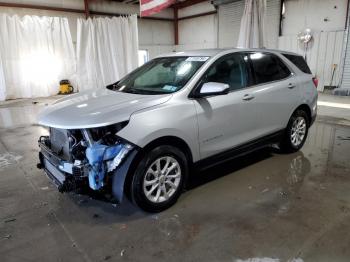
[0,106,42,128]
[235,258,303,262]
[158,214,182,239]
[0,152,23,170]
[286,154,310,186]
[0,97,56,128]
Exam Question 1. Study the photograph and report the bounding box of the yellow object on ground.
[59,80,73,94]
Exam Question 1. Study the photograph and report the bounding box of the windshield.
[109,56,208,95]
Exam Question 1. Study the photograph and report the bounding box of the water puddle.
[0,152,23,170]
[235,258,303,262]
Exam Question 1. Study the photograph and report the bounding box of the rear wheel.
[131,145,188,212]
[279,110,309,153]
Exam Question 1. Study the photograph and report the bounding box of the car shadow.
[69,148,274,219]
[187,147,274,190]
[67,147,310,222]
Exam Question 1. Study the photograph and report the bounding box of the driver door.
[193,53,258,159]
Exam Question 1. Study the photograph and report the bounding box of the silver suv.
[37,49,318,212]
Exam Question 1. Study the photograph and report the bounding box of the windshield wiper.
[123,88,165,95]
[123,88,143,94]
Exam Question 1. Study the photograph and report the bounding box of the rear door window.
[248,52,291,85]
[282,54,312,74]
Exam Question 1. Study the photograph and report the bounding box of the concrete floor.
[0,95,350,262]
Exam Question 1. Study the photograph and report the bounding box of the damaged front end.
[37,123,138,202]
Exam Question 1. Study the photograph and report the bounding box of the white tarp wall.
[0,14,76,101]
[0,50,5,101]
[237,0,266,48]
[77,15,139,91]
[217,0,280,48]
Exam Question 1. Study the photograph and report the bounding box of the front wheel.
[279,110,309,153]
[131,145,188,212]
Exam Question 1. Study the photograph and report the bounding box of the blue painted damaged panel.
[86,143,133,190]
[112,150,138,203]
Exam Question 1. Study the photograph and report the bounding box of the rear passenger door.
[244,52,300,136]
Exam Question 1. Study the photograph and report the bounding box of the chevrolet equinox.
[37,49,318,212]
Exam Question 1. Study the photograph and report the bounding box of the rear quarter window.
[248,52,291,85]
[282,54,312,74]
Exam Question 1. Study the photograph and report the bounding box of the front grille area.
[50,128,71,161]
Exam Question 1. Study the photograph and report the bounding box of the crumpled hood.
[38,88,172,129]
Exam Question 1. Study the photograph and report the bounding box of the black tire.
[131,145,188,213]
[279,110,309,153]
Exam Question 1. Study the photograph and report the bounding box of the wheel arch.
[123,136,194,198]
[291,104,312,126]
[141,136,193,163]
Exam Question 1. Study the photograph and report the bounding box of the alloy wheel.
[290,116,307,147]
[143,156,181,203]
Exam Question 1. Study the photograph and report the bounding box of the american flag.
[140,0,176,17]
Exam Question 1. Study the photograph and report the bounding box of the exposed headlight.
[85,121,129,145]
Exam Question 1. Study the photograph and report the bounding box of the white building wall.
[178,1,215,17]
[279,31,345,91]
[2,0,84,9]
[217,0,244,48]
[176,15,217,51]
[138,19,174,58]
[89,0,173,19]
[1,0,173,18]
[282,0,347,35]
[340,4,350,90]
[176,2,217,51]
[278,0,348,91]
[0,0,174,58]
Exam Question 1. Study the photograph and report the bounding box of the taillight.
[312,77,318,88]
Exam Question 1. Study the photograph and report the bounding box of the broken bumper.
[37,137,139,202]
[38,138,87,192]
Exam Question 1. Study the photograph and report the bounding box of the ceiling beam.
[84,0,90,19]
[0,1,213,22]
[0,2,86,14]
[0,1,172,21]
[174,7,179,45]
[93,10,173,21]
[173,0,208,9]
[178,10,216,20]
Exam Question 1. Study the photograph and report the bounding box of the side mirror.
[106,81,120,90]
[197,82,230,97]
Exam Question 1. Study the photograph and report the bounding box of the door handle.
[242,94,255,101]
[288,83,296,89]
